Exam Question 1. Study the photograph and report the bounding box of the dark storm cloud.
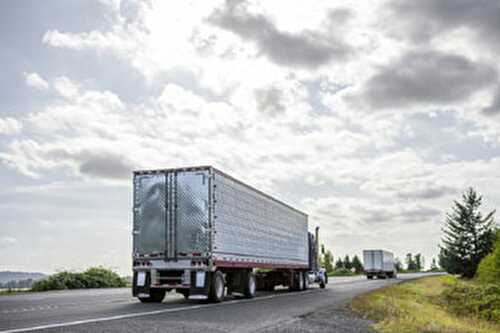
[389,0,500,47]
[254,87,285,116]
[78,151,133,180]
[208,0,353,69]
[363,51,496,108]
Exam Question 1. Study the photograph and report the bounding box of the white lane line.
[0,289,321,333]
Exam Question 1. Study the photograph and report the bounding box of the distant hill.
[0,271,47,284]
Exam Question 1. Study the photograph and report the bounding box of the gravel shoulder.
[257,305,375,333]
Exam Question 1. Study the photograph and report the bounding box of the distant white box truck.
[363,250,397,279]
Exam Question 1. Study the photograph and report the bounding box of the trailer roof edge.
[133,165,308,218]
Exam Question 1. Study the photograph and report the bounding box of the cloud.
[24,72,49,91]
[389,0,500,49]
[362,179,457,200]
[482,87,500,116]
[0,237,18,249]
[52,76,80,98]
[357,203,441,225]
[0,118,22,135]
[396,185,457,200]
[362,51,496,108]
[78,150,134,179]
[254,86,285,116]
[208,0,353,69]
[42,29,136,53]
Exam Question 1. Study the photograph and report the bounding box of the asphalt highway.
[0,273,434,333]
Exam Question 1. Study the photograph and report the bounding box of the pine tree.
[335,258,343,270]
[405,253,416,271]
[394,258,403,272]
[439,187,496,278]
[351,255,364,273]
[414,253,423,271]
[344,255,352,270]
[430,258,439,272]
[322,250,334,273]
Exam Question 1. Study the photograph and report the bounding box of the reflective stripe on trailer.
[214,260,309,269]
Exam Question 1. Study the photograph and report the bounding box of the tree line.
[0,278,37,289]
[321,250,364,274]
[322,250,437,275]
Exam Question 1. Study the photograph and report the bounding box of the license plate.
[138,293,149,298]
[137,272,146,287]
[195,272,205,288]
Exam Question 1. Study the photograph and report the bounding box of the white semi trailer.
[132,166,325,303]
[363,250,397,279]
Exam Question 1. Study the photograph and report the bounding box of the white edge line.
[1,289,321,333]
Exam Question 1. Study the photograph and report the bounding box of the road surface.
[0,273,433,333]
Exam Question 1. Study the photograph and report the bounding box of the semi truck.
[363,250,397,279]
[132,166,326,303]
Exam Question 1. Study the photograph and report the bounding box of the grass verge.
[0,288,31,296]
[349,276,500,333]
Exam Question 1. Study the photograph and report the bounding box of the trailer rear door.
[133,169,211,259]
[176,170,211,257]
[133,173,166,256]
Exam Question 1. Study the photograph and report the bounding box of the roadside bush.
[442,281,500,323]
[328,268,356,277]
[476,230,500,285]
[31,267,127,292]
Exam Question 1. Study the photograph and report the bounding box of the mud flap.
[133,271,151,297]
[189,271,210,296]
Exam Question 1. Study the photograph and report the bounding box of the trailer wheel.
[302,272,309,291]
[298,272,305,291]
[289,272,301,291]
[243,272,256,298]
[263,281,274,292]
[138,289,166,303]
[209,271,225,303]
[177,289,190,299]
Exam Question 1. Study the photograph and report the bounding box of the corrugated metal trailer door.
[133,173,167,256]
[175,170,211,257]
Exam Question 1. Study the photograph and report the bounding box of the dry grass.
[350,276,500,333]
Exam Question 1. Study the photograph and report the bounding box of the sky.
[1,0,500,275]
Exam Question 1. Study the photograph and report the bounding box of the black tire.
[319,281,326,289]
[302,272,309,291]
[209,271,225,303]
[265,282,275,292]
[138,289,166,303]
[298,272,304,291]
[367,275,373,280]
[289,272,302,291]
[177,289,190,299]
[243,272,256,298]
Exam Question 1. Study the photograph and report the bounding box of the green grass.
[0,288,31,296]
[350,276,500,333]
[328,268,359,277]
